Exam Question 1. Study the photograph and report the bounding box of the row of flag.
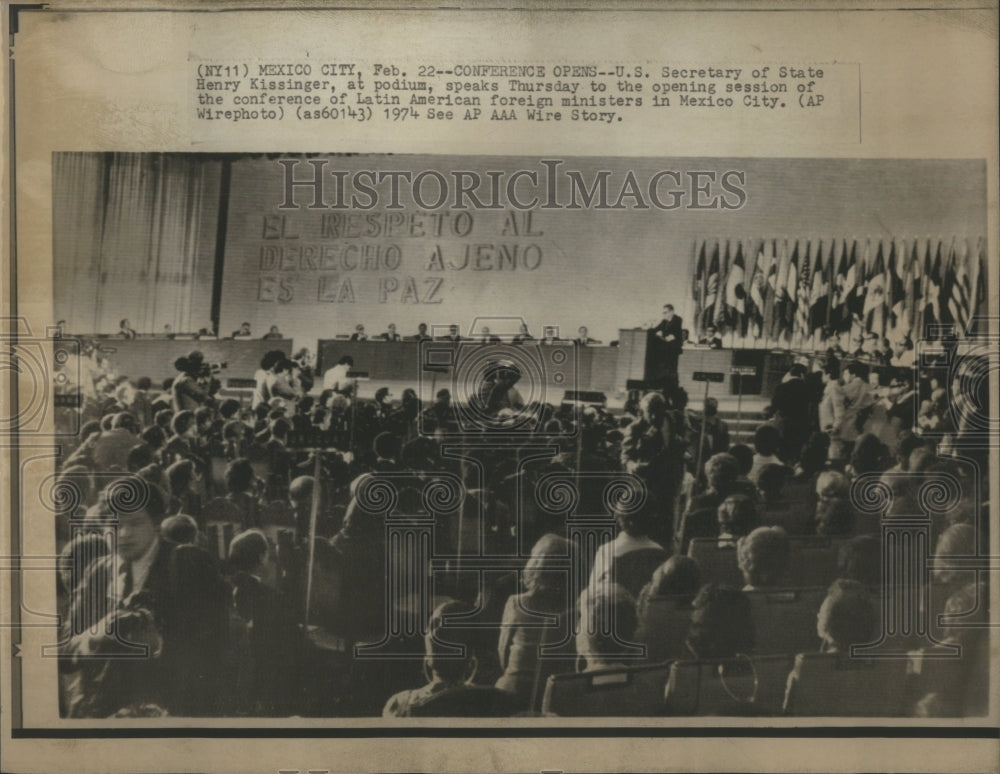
[690,237,986,347]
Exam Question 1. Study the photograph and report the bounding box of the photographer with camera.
[171,352,216,412]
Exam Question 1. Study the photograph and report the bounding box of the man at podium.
[648,303,684,387]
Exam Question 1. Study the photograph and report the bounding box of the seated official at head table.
[409,322,432,342]
[574,326,601,346]
[118,318,137,339]
[232,321,252,339]
[380,323,401,341]
[437,324,462,342]
[698,325,723,349]
[540,326,561,345]
[350,324,368,341]
[512,323,534,344]
[476,326,501,344]
[262,325,284,340]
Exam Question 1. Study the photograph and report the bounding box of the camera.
[417,317,578,439]
[0,320,83,437]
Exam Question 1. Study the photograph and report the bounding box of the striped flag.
[714,240,732,331]
[702,241,720,332]
[837,239,858,334]
[808,238,830,337]
[863,240,887,337]
[767,239,787,341]
[783,240,800,342]
[725,240,747,336]
[923,240,942,338]
[832,239,850,333]
[795,241,812,341]
[750,239,773,340]
[905,238,923,335]
[850,239,870,343]
[947,238,972,333]
[887,239,907,332]
[692,241,707,338]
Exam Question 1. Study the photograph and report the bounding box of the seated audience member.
[836,534,882,587]
[495,534,576,707]
[756,463,790,515]
[261,325,283,340]
[322,355,354,394]
[685,584,756,660]
[574,326,600,346]
[222,458,263,530]
[372,431,402,471]
[815,579,878,652]
[588,494,670,599]
[737,526,791,590]
[228,529,300,715]
[384,601,522,717]
[881,431,928,477]
[160,513,200,545]
[815,470,849,502]
[328,484,389,641]
[91,413,139,471]
[232,321,252,339]
[697,397,730,457]
[61,477,228,717]
[350,323,368,341]
[126,442,155,473]
[679,453,748,552]
[698,325,724,349]
[165,458,202,521]
[814,497,855,537]
[636,555,702,621]
[118,318,138,339]
[575,584,641,672]
[162,410,197,465]
[748,425,785,485]
[380,322,401,341]
[912,581,990,717]
[727,443,754,484]
[847,432,888,477]
[933,523,976,593]
[716,494,760,547]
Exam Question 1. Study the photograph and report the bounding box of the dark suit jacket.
[64,538,229,716]
[652,316,684,353]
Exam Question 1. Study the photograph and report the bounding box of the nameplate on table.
[730,366,758,376]
[692,371,726,383]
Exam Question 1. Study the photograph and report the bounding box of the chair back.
[541,662,674,717]
[746,587,826,655]
[664,654,796,716]
[783,651,909,716]
[687,538,743,587]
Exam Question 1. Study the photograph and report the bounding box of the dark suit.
[648,315,684,384]
[63,538,229,717]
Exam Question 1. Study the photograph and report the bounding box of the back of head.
[126,443,155,473]
[289,475,315,506]
[817,579,877,652]
[646,555,701,602]
[166,458,195,496]
[705,453,740,493]
[160,513,199,545]
[717,494,759,538]
[97,475,168,526]
[727,444,754,476]
[756,463,787,499]
[737,526,790,588]
[934,523,977,584]
[752,424,782,457]
[815,497,856,537]
[837,534,881,586]
[615,490,661,539]
[576,583,639,665]
[425,600,478,682]
[228,529,269,574]
[523,533,574,600]
[225,458,254,495]
[687,584,755,660]
[373,431,401,460]
[816,469,849,500]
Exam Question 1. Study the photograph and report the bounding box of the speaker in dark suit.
[647,304,684,386]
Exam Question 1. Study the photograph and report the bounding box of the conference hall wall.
[54,153,987,356]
